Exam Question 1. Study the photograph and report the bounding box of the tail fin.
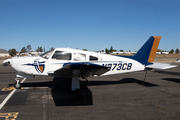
[132,36,161,64]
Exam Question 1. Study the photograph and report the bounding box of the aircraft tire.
[14,82,22,89]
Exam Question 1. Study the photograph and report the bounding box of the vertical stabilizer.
[132,36,161,64]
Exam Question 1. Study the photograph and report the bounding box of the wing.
[48,62,109,77]
[145,63,177,69]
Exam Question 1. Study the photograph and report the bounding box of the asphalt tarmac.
[0,63,180,120]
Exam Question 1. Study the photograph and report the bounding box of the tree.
[175,49,179,54]
[109,46,117,52]
[40,47,43,52]
[157,49,161,52]
[105,48,110,54]
[82,49,87,51]
[21,47,27,53]
[110,46,113,53]
[169,49,174,54]
[50,47,54,50]
[120,50,124,52]
[36,46,43,52]
[27,45,32,52]
[8,48,17,56]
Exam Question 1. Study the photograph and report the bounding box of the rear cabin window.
[52,51,72,60]
[74,53,86,61]
[89,55,98,61]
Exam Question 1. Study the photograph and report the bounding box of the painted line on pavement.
[0,78,26,109]
[0,112,19,119]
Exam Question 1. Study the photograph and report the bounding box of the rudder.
[148,36,161,62]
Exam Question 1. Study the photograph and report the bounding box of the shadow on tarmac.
[162,78,180,83]
[84,78,158,87]
[15,77,158,106]
[0,72,16,74]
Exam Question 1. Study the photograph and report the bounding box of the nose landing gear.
[14,74,30,89]
[14,78,22,89]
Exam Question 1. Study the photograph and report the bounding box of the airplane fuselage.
[10,48,145,77]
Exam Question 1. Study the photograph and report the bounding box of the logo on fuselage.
[34,59,45,73]
[23,59,45,73]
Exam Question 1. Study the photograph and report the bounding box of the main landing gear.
[65,76,80,92]
[71,77,80,92]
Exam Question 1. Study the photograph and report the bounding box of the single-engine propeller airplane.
[3,36,177,91]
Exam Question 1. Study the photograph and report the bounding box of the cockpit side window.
[52,51,72,60]
[40,49,54,59]
[89,55,98,61]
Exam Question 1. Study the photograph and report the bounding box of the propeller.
[3,58,11,67]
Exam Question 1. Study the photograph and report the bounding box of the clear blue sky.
[0,0,180,52]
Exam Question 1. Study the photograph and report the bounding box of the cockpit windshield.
[40,49,54,59]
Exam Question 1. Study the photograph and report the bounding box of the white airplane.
[176,59,180,62]
[3,36,177,91]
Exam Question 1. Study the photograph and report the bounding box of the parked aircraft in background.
[3,36,176,91]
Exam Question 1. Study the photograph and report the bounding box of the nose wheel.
[14,78,22,89]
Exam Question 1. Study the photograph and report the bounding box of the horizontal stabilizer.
[146,63,177,69]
